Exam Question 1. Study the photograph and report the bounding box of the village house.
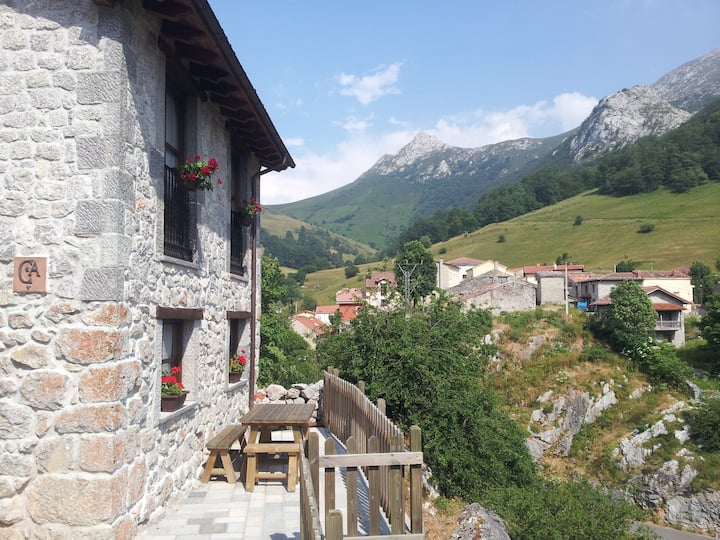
[446,270,537,314]
[0,1,293,537]
[515,263,586,285]
[573,270,694,313]
[436,257,512,289]
[364,271,397,307]
[592,286,691,347]
[290,311,328,349]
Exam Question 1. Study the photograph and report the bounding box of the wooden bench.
[243,442,303,492]
[201,424,248,484]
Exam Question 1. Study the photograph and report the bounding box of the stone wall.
[0,2,258,537]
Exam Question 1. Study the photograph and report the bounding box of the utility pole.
[397,261,417,307]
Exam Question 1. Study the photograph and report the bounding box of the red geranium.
[178,155,222,191]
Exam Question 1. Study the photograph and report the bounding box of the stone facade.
[0,1,291,538]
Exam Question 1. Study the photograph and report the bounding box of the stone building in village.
[0,1,293,537]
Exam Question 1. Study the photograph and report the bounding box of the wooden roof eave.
[135,0,294,172]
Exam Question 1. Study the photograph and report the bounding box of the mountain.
[271,131,571,248]
[270,47,720,250]
[652,47,720,112]
[569,85,692,163]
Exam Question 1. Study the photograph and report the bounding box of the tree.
[315,296,535,500]
[344,264,359,279]
[602,280,657,355]
[393,240,436,304]
[702,293,720,349]
[615,259,638,272]
[690,261,715,304]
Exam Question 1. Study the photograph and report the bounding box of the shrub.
[636,341,693,388]
[637,224,655,234]
[487,479,645,540]
[687,397,720,452]
[574,215,584,226]
[579,343,614,363]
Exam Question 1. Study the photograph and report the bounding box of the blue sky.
[208,1,720,204]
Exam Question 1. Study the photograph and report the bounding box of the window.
[230,148,250,275]
[161,320,184,380]
[227,311,251,381]
[163,83,196,261]
[157,307,203,409]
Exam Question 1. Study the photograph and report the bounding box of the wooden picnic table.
[240,402,315,491]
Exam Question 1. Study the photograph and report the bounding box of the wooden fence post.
[410,425,423,534]
[346,436,358,537]
[324,437,335,524]
[308,431,319,500]
[368,435,380,536]
[389,435,403,534]
[326,509,343,540]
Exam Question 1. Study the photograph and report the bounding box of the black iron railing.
[230,211,246,275]
[163,166,196,262]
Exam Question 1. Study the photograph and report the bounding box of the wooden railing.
[300,369,424,539]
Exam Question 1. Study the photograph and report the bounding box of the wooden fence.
[299,369,424,539]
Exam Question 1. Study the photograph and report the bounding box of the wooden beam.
[155,306,204,320]
[142,0,192,20]
[226,310,251,320]
[318,452,423,468]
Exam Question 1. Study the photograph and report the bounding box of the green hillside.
[300,184,720,304]
[432,183,720,271]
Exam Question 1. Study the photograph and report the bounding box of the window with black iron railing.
[230,211,246,275]
[163,166,196,262]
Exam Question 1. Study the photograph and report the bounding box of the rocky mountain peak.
[653,47,720,112]
[569,85,691,163]
[376,132,449,172]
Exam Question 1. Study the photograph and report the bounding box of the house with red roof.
[365,271,398,307]
[592,286,691,346]
[291,311,328,349]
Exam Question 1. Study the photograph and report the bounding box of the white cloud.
[283,137,304,147]
[337,63,402,105]
[261,130,411,204]
[339,115,374,133]
[430,92,598,147]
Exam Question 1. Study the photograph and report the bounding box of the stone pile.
[255,380,324,423]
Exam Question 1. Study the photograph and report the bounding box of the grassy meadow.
[295,184,720,305]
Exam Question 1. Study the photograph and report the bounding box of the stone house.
[0,1,293,538]
[515,263,585,285]
[592,286,690,347]
[574,270,693,313]
[436,257,512,289]
[290,311,327,349]
[364,271,396,307]
[446,271,537,314]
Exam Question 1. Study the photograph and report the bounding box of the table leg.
[244,428,259,492]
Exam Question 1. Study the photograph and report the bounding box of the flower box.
[161,391,188,412]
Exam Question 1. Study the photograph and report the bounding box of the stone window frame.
[156,307,203,415]
[227,310,251,385]
[230,147,252,277]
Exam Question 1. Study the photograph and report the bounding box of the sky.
[208,1,720,205]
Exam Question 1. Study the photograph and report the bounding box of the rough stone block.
[10,342,50,369]
[79,268,125,301]
[20,371,70,410]
[76,136,105,170]
[98,235,131,267]
[0,495,24,525]
[101,169,134,203]
[0,402,34,440]
[74,200,104,236]
[78,434,129,473]
[55,404,126,434]
[79,361,140,403]
[25,471,128,526]
[55,328,122,365]
[81,303,129,327]
[36,437,75,473]
[77,72,120,104]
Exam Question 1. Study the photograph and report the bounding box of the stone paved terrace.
[135,427,372,539]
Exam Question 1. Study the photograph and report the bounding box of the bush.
[487,479,645,540]
[574,215,583,226]
[637,224,655,234]
[579,343,614,363]
[636,342,693,388]
[688,397,720,452]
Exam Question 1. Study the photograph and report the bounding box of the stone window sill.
[159,401,198,425]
